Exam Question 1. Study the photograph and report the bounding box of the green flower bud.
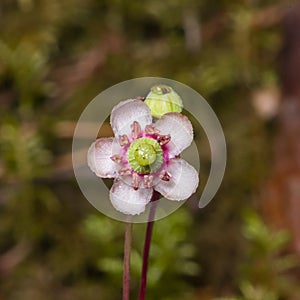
[144,84,183,118]
[127,138,163,174]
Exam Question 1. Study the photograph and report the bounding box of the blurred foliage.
[216,211,300,300]
[0,0,298,299]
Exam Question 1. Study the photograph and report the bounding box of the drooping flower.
[87,98,199,215]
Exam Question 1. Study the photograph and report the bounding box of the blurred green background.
[1,0,300,299]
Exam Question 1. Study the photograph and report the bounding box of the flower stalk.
[123,221,132,300]
[138,192,159,300]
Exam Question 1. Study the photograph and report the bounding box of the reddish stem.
[138,192,159,300]
[123,221,132,300]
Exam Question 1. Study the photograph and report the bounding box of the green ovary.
[127,138,163,174]
[134,144,156,166]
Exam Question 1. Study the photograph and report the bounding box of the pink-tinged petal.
[87,138,119,178]
[110,180,153,215]
[154,112,193,156]
[155,158,199,201]
[110,99,152,136]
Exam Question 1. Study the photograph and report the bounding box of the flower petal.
[154,112,193,156]
[110,99,152,136]
[155,158,198,201]
[110,179,153,215]
[87,138,119,178]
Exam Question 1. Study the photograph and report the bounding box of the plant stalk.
[138,192,159,300]
[123,221,132,300]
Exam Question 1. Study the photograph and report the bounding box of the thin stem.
[138,220,154,300]
[123,221,132,300]
[138,192,159,300]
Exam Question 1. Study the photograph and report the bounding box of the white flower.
[87,99,199,215]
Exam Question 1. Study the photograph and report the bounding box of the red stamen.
[131,121,142,139]
[119,134,129,146]
[145,125,160,135]
[132,173,141,190]
[159,170,172,181]
[118,167,131,176]
[144,175,153,188]
[157,134,171,146]
[110,154,122,164]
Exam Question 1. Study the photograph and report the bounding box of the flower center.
[134,143,156,166]
[127,137,163,174]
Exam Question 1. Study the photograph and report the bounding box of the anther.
[132,173,141,190]
[144,175,153,188]
[159,170,172,181]
[157,134,171,146]
[110,154,122,164]
[145,125,160,135]
[118,167,131,176]
[131,121,142,139]
[119,134,129,146]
